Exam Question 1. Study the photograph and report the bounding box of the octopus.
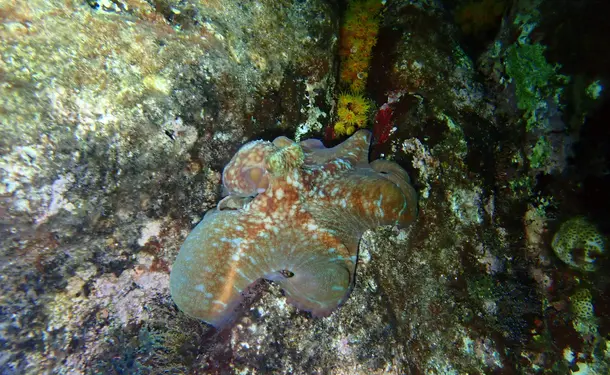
[169,130,417,327]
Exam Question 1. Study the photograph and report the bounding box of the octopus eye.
[279,270,295,278]
[241,166,269,194]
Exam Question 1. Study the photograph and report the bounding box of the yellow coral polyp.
[337,95,350,108]
[350,96,370,114]
[334,93,371,136]
[337,107,354,122]
[334,121,347,136]
[346,21,379,40]
[353,115,366,128]
[349,76,366,93]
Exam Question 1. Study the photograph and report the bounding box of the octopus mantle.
[170,130,417,327]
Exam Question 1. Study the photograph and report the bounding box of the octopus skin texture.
[169,130,417,327]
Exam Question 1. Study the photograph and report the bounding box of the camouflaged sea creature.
[170,130,417,327]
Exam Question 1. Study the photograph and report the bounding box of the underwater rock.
[0,0,338,372]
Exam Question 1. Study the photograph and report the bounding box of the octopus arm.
[169,210,356,327]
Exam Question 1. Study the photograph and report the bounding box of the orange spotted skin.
[221,141,275,196]
[170,130,417,327]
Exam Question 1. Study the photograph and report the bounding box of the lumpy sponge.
[570,289,594,320]
[551,217,606,272]
[569,288,598,336]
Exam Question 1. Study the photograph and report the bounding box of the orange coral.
[338,0,383,93]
